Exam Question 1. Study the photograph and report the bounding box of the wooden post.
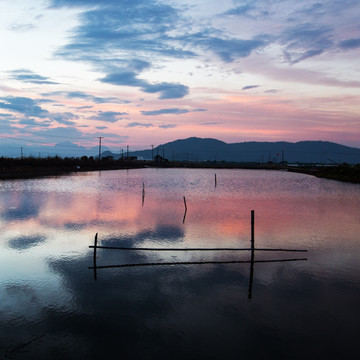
[251,210,255,249]
[183,196,187,223]
[249,210,255,299]
[93,233,98,280]
[142,182,145,206]
[215,173,217,187]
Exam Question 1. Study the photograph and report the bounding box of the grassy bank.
[287,164,360,183]
[0,156,146,180]
[1,156,360,183]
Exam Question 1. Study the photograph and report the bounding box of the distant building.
[122,156,137,161]
[154,155,168,164]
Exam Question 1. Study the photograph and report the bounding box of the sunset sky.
[0,0,360,156]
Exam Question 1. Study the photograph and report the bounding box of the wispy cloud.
[181,32,266,62]
[100,71,189,99]
[280,23,333,63]
[242,85,260,91]
[127,122,154,128]
[8,23,36,32]
[42,91,129,104]
[10,69,58,85]
[0,96,78,125]
[92,111,128,123]
[141,108,207,116]
[141,108,190,116]
[338,38,360,50]
[159,124,177,129]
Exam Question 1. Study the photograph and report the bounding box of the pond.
[1,168,359,359]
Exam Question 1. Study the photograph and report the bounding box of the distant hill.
[108,137,360,164]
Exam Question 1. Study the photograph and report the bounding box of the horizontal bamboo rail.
[89,245,307,252]
[89,257,307,269]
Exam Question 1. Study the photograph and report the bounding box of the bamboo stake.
[142,182,145,206]
[183,196,187,223]
[93,233,98,280]
[251,210,255,250]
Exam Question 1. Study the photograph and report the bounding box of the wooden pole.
[249,210,255,299]
[183,196,187,212]
[183,196,187,223]
[215,173,217,187]
[93,233,98,280]
[142,182,145,206]
[251,210,255,249]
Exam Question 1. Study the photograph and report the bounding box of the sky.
[0,0,360,157]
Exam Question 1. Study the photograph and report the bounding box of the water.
[1,168,359,359]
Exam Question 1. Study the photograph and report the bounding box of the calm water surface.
[1,168,359,359]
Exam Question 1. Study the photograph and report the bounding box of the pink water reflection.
[1,169,359,253]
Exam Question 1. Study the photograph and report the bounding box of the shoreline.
[1,158,359,183]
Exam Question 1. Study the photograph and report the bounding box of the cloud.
[338,38,360,50]
[18,118,51,126]
[141,108,189,116]
[50,112,77,125]
[100,71,189,99]
[51,0,265,97]
[280,23,333,63]
[201,122,220,126]
[127,122,154,128]
[92,111,128,123]
[0,96,79,126]
[158,124,177,129]
[223,4,254,16]
[142,82,189,99]
[141,108,207,116]
[10,69,58,84]
[242,85,260,91]
[42,91,129,104]
[183,32,266,62]
[53,0,192,62]
[37,127,86,139]
[0,96,50,118]
[8,23,36,32]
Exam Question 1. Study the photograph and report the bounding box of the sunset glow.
[0,0,360,157]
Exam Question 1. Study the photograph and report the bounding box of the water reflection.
[8,234,46,251]
[88,230,308,299]
[1,169,360,359]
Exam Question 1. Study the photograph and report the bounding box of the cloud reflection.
[8,235,46,251]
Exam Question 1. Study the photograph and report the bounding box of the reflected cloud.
[101,224,185,248]
[8,235,46,250]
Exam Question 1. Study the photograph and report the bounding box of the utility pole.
[97,137,103,160]
[151,145,154,161]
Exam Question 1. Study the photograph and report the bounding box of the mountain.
[111,137,360,164]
